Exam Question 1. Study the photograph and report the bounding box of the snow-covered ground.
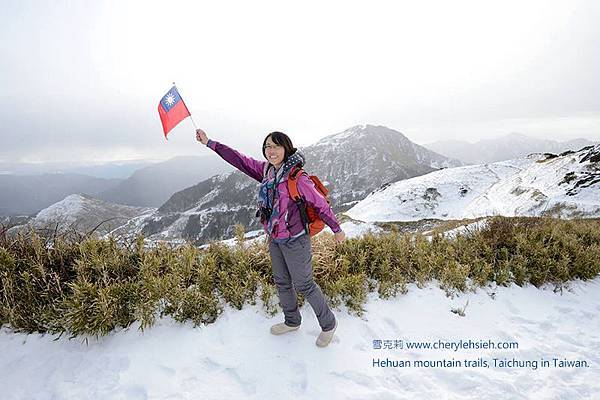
[2,278,599,399]
[337,220,382,238]
[434,218,489,239]
[347,145,600,222]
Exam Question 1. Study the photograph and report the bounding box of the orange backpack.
[287,166,331,236]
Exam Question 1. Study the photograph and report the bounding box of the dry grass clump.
[1,217,599,337]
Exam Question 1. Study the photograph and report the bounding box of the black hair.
[262,131,297,162]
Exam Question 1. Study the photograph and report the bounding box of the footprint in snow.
[289,361,308,392]
[504,299,521,315]
[123,385,148,400]
[330,370,374,388]
[158,364,176,377]
[224,367,256,395]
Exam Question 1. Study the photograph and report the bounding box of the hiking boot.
[270,322,300,335]
[316,319,338,347]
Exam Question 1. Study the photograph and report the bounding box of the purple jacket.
[207,140,341,240]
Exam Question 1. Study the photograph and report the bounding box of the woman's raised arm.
[196,128,267,182]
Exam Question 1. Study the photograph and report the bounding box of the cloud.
[1,0,599,164]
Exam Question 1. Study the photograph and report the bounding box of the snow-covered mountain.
[0,215,31,230]
[7,194,154,238]
[304,125,463,207]
[347,145,600,222]
[134,124,462,244]
[10,133,599,245]
[424,133,596,165]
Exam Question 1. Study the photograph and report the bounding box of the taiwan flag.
[158,85,191,139]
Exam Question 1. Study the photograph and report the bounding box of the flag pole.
[173,81,199,130]
[190,115,199,130]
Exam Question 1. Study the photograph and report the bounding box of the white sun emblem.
[164,93,176,106]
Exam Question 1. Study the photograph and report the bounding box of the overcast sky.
[1,0,600,164]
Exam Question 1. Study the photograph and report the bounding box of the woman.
[196,128,345,347]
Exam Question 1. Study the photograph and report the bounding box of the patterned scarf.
[257,151,305,235]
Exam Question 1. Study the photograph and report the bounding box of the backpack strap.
[287,166,304,202]
[287,166,311,235]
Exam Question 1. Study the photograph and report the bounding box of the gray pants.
[269,234,336,331]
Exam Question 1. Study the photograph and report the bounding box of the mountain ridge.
[130,124,463,244]
[347,144,600,222]
[424,133,597,165]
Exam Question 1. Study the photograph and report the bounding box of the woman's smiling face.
[264,136,285,167]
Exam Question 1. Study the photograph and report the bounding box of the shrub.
[0,217,598,336]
